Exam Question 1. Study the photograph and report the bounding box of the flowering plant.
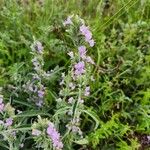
[31,15,98,149]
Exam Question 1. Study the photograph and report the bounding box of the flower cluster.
[31,41,44,72]
[74,61,85,76]
[0,93,17,145]
[80,24,95,47]
[0,95,14,128]
[47,122,63,150]
[56,16,95,140]
[32,116,63,150]
[23,41,50,107]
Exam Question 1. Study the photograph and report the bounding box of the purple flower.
[32,129,41,136]
[80,24,95,47]
[88,39,95,47]
[84,86,90,96]
[74,61,85,76]
[47,123,63,150]
[147,136,150,141]
[85,30,92,41]
[5,118,13,127]
[80,25,89,35]
[35,41,43,53]
[32,58,41,71]
[78,46,86,59]
[35,99,43,107]
[63,16,73,26]
[80,24,92,40]
[38,90,45,98]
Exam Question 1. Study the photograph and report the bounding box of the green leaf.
[74,138,89,145]
[15,110,51,118]
[81,109,100,130]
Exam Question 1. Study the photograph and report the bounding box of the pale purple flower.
[147,136,150,141]
[32,129,41,136]
[32,58,41,71]
[80,24,92,40]
[47,122,63,150]
[78,46,87,59]
[74,61,85,75]
[31,41,43,53]
[35,41,43,53]
[88,39,95,47]
[5,118,13,127]
[80,24,95,47]
[80,25,89,35]
[31,57,39,66]
[63,16,73,26]
[38,90,45,98]
[85,30,92,41]
[84,86,90,96]
[35,99,43,107]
